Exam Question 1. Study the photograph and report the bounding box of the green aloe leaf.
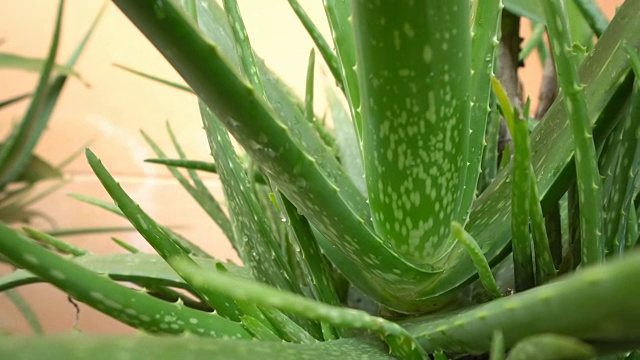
[0,253,249,293]
[199,102,298,293]
[327,85,366,195]
[353,0,471,266]
[113,63,192,92]
[112,0,448,313]
[0,335,393,360]
[405,252,640,355]
[0,223,251,338]
[141,126,234,243]
[288,0,344,91]
[0,93,31,109]
[461,0,502,223]
[0,0,104,188]
[111,0,640,314]
[68,193,211,258]
[85,148,245,321]
[541,0,603,266]
[506,334,595,360]
[324,0,362,144]
[0,52,85,83]
[4,289,43,335]
[169,256,427,359]
[433,0,640,298]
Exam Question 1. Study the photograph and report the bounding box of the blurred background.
[0,0,624,335]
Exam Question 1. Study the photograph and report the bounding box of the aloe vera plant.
[2,0,640,358]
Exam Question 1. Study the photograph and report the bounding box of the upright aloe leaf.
[541,0,604,266]
[199,102,297,294]
[324,0,362,143]
[460,0,502,223]
[353,0,471,265]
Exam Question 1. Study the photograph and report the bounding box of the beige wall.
[0,0,623,335]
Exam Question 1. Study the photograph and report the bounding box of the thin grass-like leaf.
[46,226,138,237]
[519,23,546,61]
[0,93,31,109]
[287,0,343,91]
[490,331,505,360]
[0,0,104,188]
[68,193,211,258]
[111,237,140,253]
[572,0,608,38]
[510,104,535,292]
[0,52,85,83]
[113,63,192,93]
[5,289,43,335]
[450,222,501,298]
[199,102,305,304]
[304,49,315,124]
[222,0,264,96]
[141,129,234,243]
[145,158,216,173]
[0,1,64,188]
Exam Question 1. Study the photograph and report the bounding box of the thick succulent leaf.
[86,148,249,320]
[0,253,249,293]
[199,102,297,293]
[327,85,365,194]
[189,0,370,222]
[324,0,363,143]
[170,257,427,359]
[506,334,595,360]
[353,0,471,266]
[404,252,640,355]
[0,223,251,338]
[428,0,640,298]
[112,0,449,313]
[460,0,502,223]
[112,0,640,313]
[0,335,393,360]
[542,0,603,265]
